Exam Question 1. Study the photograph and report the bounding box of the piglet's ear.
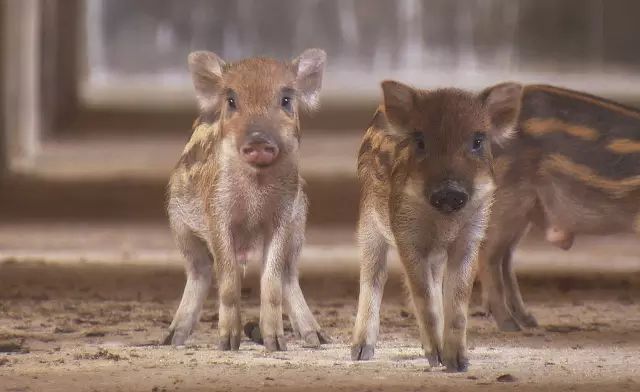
[188,51,226,111]
[292,48,327,111]
[381,80,416,131]
[479,82,523,145]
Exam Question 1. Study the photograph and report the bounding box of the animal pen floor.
[0,223,639,392]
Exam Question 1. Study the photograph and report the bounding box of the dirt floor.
[1,260,639,392]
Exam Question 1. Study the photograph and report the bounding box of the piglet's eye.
[227,97,237,110]
[413,132,426,152]
[281,96,292,111]
[471,132,485,152]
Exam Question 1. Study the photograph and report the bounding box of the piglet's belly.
[537,181,636,235]
[545,226,574,250]
[230,223,264,266]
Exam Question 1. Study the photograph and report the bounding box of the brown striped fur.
[479,84,640,331]
[352,81,523,372]
[523,118,599,141]
[164,49,330,351]
[607,138,640,154]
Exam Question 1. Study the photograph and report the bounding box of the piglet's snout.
[240,132,280,167]
[429,183,469,214]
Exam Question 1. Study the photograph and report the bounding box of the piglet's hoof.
[497,318,522,332]
[425,348,442,368]
[244,321,286,351]
[517,313,539,328]
[162,328,188,346]
[301,331,321,348]
[317,330,333,345]
[263,335,287,351]
[443,353,469,373]
[300,330,333,348]
[218,333,241,351]
[351,343,375,361]
[162,329,175,346]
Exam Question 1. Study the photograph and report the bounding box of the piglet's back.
[518,85,640,199]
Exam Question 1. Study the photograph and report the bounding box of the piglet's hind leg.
[164,225,213,346]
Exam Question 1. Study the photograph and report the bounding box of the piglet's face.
[188,49,326,169]
[382,81,522,214]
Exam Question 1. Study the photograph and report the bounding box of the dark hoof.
[318,330,332,345]
[443,355,469,372]
[497,318,522,332]
[351,344,375,361]
[218,334,241,351]
[264,335,287,351]
[162,329,175,346]
[162,329,188,346]
[243,321,263,344]
[245,321,287,351]
[425,349,442,368]
[301,331,320,348]
[518,313,539,328]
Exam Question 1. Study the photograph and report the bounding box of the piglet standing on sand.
[164,49,330,351]
[352,80,523,371]
[479,84,640,331]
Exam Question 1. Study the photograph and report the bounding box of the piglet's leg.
[283,264,331,347]
[247,262,330,349]
[282,223,331,348]
[259,226,288,352]
[398,247,446,368]
[478,213,532,332]
[285,198,331,347]
[478,243,521,332]
[163,222,213,346]
[502,248,538,328]
[212,235,242,351]
[352,213,389,361]
[246,198,330,349]
[442,237,479,372]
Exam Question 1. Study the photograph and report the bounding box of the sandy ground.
[1,259,639,392]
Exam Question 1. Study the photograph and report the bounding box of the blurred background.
[1,0,640,267]
[3,4,640,389]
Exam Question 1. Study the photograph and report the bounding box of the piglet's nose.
[241,132,279,167]
[430,188,469,214]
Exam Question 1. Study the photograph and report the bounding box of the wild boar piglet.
[352,80,523,371]
[479,84,640,331]
[164,49,330,352]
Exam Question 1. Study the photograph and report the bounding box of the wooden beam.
[40,0,80,137]
[0,1,6,176]
[3,0,41,171]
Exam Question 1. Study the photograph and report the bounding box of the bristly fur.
[351,81,522,372]
[479,83,640,332]
[164,49,329,351]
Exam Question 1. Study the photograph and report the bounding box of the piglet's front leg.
[351,213,389,360]
[398,247,446,368]
[259,225,289,351]
[211,233,243,351]
[442,234,481,372]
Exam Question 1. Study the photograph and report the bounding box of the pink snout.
[241,140,279,167]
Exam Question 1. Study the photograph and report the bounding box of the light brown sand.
[1,260,639,392]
